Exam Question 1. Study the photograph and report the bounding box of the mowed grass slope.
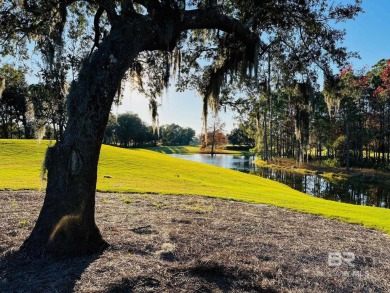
[1,139,390,235]
[0,139,48,190]
[145,145,245,155]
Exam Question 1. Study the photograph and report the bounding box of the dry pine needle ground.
[1,190,390,292]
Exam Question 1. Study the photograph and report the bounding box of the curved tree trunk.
[21,18,156,258]
[20,8,258,258]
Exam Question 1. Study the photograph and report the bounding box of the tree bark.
[345,113,350,172]
[21,17,158,257]
[21,8,258,258]
[263,110,268,161]
[267,54,272,161]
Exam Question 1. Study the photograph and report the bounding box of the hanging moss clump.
[323,74,341,118]
[0,77,5,97]
[200,37,260,143]
[171,47,181,79]
[149,97,160,136]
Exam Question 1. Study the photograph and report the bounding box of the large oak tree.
[0,0,362,257]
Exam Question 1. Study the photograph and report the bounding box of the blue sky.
[120,1,390,135]
[336,0,390,69]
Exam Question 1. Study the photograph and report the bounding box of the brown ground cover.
[1,190,390,292]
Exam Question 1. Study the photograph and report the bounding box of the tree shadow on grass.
[0,250,101,293]
[148,146,190,154]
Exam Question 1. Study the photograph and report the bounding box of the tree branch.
[88,6,105,58]
[121,0,135,17]
[181,8,258,47]
[133,0,161,14]
[94,0,119,23]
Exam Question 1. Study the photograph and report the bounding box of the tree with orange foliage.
[200,118,227,155]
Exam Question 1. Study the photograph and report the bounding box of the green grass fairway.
[0,139,49,190]
[145,145,246,155]
[1,139,390,235]
[143,145,201,154]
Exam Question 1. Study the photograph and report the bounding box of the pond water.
[170,154,390,208]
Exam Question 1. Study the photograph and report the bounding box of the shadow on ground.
[2,191,390,292]
[0,250,101,292]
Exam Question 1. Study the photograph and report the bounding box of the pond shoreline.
[3,140,389,237]
[145,145,390,187]
[255,157,390,186]
[166,152,390,208]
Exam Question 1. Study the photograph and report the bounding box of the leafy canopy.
[0,0,362,128]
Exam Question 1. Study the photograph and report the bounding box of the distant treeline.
[233,59,390,170]
[103,113,196,147]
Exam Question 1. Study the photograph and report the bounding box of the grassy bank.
[143,145,201,154]
[145,145,250,155]
[1,139,390,235]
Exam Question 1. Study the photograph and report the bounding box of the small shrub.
[322,158,340,168]
[19,219,29,227]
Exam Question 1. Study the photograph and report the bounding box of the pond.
[169,154,390,208]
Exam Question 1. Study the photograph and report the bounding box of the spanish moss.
[202,94,209,145]
[323,74,341,118]
[0,77,5,97]
[200,39,260,145]
[149,97,160,136]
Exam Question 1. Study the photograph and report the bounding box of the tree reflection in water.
[170,154,390,208]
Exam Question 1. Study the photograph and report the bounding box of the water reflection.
[169,154,390,208]
[170,154,255,171]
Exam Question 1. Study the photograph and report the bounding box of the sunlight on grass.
[0,139,50,190]
[1,139,390,236]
